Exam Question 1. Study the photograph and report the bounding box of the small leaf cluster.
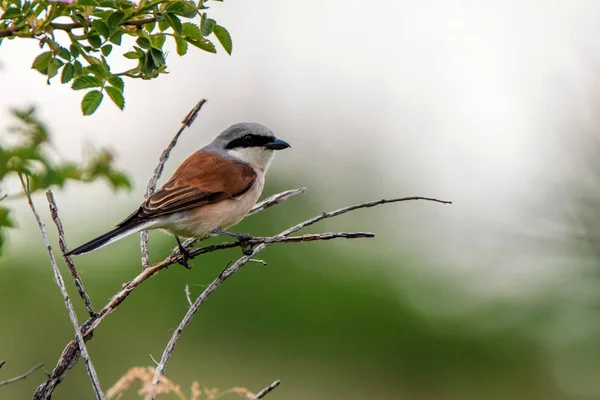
[0,0,231,115]
[0,106,132,255]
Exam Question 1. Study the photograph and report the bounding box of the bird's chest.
[167,172,265,238]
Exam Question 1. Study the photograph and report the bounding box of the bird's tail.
[66,222,149,256]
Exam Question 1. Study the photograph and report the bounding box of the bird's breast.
[162,171,265,238]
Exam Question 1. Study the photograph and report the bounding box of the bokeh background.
[3,0,600,399]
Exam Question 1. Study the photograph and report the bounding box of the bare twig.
[0,360,5,369]
[184,284,193,307]
[33,187,303,399]
[33,190,450,398]
[140,99,208,268]
[0,363,44,387]
[247,188,306,216]
[47,192,96,317]
[149,196,450,391]
[255,380,280,399]
[19,177,104,400]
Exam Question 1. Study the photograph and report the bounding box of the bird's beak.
[265,137,291,150]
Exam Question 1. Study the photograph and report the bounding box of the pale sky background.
[2,0,600,303]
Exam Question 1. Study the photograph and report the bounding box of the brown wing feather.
[119,151,256,226]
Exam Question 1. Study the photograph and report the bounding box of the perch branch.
[255,380,280,399]
[149,196,451,391]
[0,363,44,387]
[33,186,303,399]
[47,192,96,317]
[0,17,157,38]
[140,99,208,268]
[19,177,105,400]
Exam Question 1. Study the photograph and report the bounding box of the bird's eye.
[242,135,254,145]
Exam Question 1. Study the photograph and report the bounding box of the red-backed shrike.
[67,122,290,265]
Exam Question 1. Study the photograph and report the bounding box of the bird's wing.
[119,151,256,225]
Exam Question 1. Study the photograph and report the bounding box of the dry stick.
[0,363,44,387]
[255,380,281,399]
[150,196,452,390]
[47,192,97,317]
[19,177,105,400]
[33,187,304,399]
[140,99,208,268]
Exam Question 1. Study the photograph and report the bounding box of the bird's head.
[210,122,290,171]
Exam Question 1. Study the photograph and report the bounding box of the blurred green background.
[4,0,600,399]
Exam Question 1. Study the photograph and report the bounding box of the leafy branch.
[0,105,131,255]
[0,0,232,115]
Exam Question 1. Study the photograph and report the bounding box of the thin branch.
[149,196,450,391]
[0,363,44,387]
[255,380,280,399]
[19,177,104,400]
[0,17,157,38]
[47,192,96,317]
[140,99,208,268]
[33,192,450,399]
[246,188,306,217]
[33,187,303,399]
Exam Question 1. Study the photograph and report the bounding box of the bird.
[66,122,290,267]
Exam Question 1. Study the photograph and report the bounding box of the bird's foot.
[212,230,256,256]
[175,237,194,269]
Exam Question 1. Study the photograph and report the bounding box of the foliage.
[0,0,231,115]
[0,105,131,255]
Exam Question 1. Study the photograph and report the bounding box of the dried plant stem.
[255,380,280,399]
[0,363,44,386]
[47,192,96,317]
[149,196,451,393]
[140,99,208,268]
[20,177,105,400]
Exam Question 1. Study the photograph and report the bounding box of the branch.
[47,192,96,317]
[19,176,105,400]
[0,363,44,387]
[255,380,280,399]
[0,17,157,38]
[149,196,451,391]
[140,99,207,268]
[33,187,304,399]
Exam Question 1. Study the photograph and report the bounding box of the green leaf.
[182,22,201,39]
[149,48,165,67]
[2,8,23,20]
[101,44,113,56]
[212,25,232,55]
[108,76,124,90]
[150,34,165,49]
[184,37,216,53]
[164,13,182,35]
[81,90,104,116]
[85,63,109,78]
[144,20,156,33]
[123,51,141,59]
[61,63,75,83]
[58,47,71,61]
[72,75,103,90]
[0,207,15,228]
[105,86,125,110]
[92,20,110,38]
[109,30,123,45]
[136,37,151,49]
[158,19,170,32]
[165,1,197,18]
[107,11,125,29]
[47,58,62,80]
[200,14,215,36]
[31,51,53,74]
[174,36,188,56]
[74,60,83,75]
[88,35,102,48]
[69,44,81,58]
